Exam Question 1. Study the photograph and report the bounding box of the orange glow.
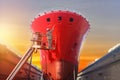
[0,23,110,71]
[31,53,41,69]
[78,56,100,71]
[0,14,115,72]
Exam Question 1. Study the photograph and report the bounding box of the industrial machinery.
[6,10,89,80]
[0,44,41,80]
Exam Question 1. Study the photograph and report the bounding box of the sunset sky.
[0,0,120,71]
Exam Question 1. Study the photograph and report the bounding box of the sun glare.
[0,22,13,44]
[0,21,42,69]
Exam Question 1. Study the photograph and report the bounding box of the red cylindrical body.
[31,10,89,80]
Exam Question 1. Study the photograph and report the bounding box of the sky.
[0,0,120,71]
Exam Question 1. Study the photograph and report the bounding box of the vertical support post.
[28,55,33,80]
[73,66,76,80]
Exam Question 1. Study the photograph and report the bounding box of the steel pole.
[6,47,35,80]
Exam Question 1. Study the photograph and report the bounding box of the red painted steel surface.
[31,10,89,80]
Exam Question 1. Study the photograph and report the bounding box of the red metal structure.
[6,10,89,80]
[31,10,90,80]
